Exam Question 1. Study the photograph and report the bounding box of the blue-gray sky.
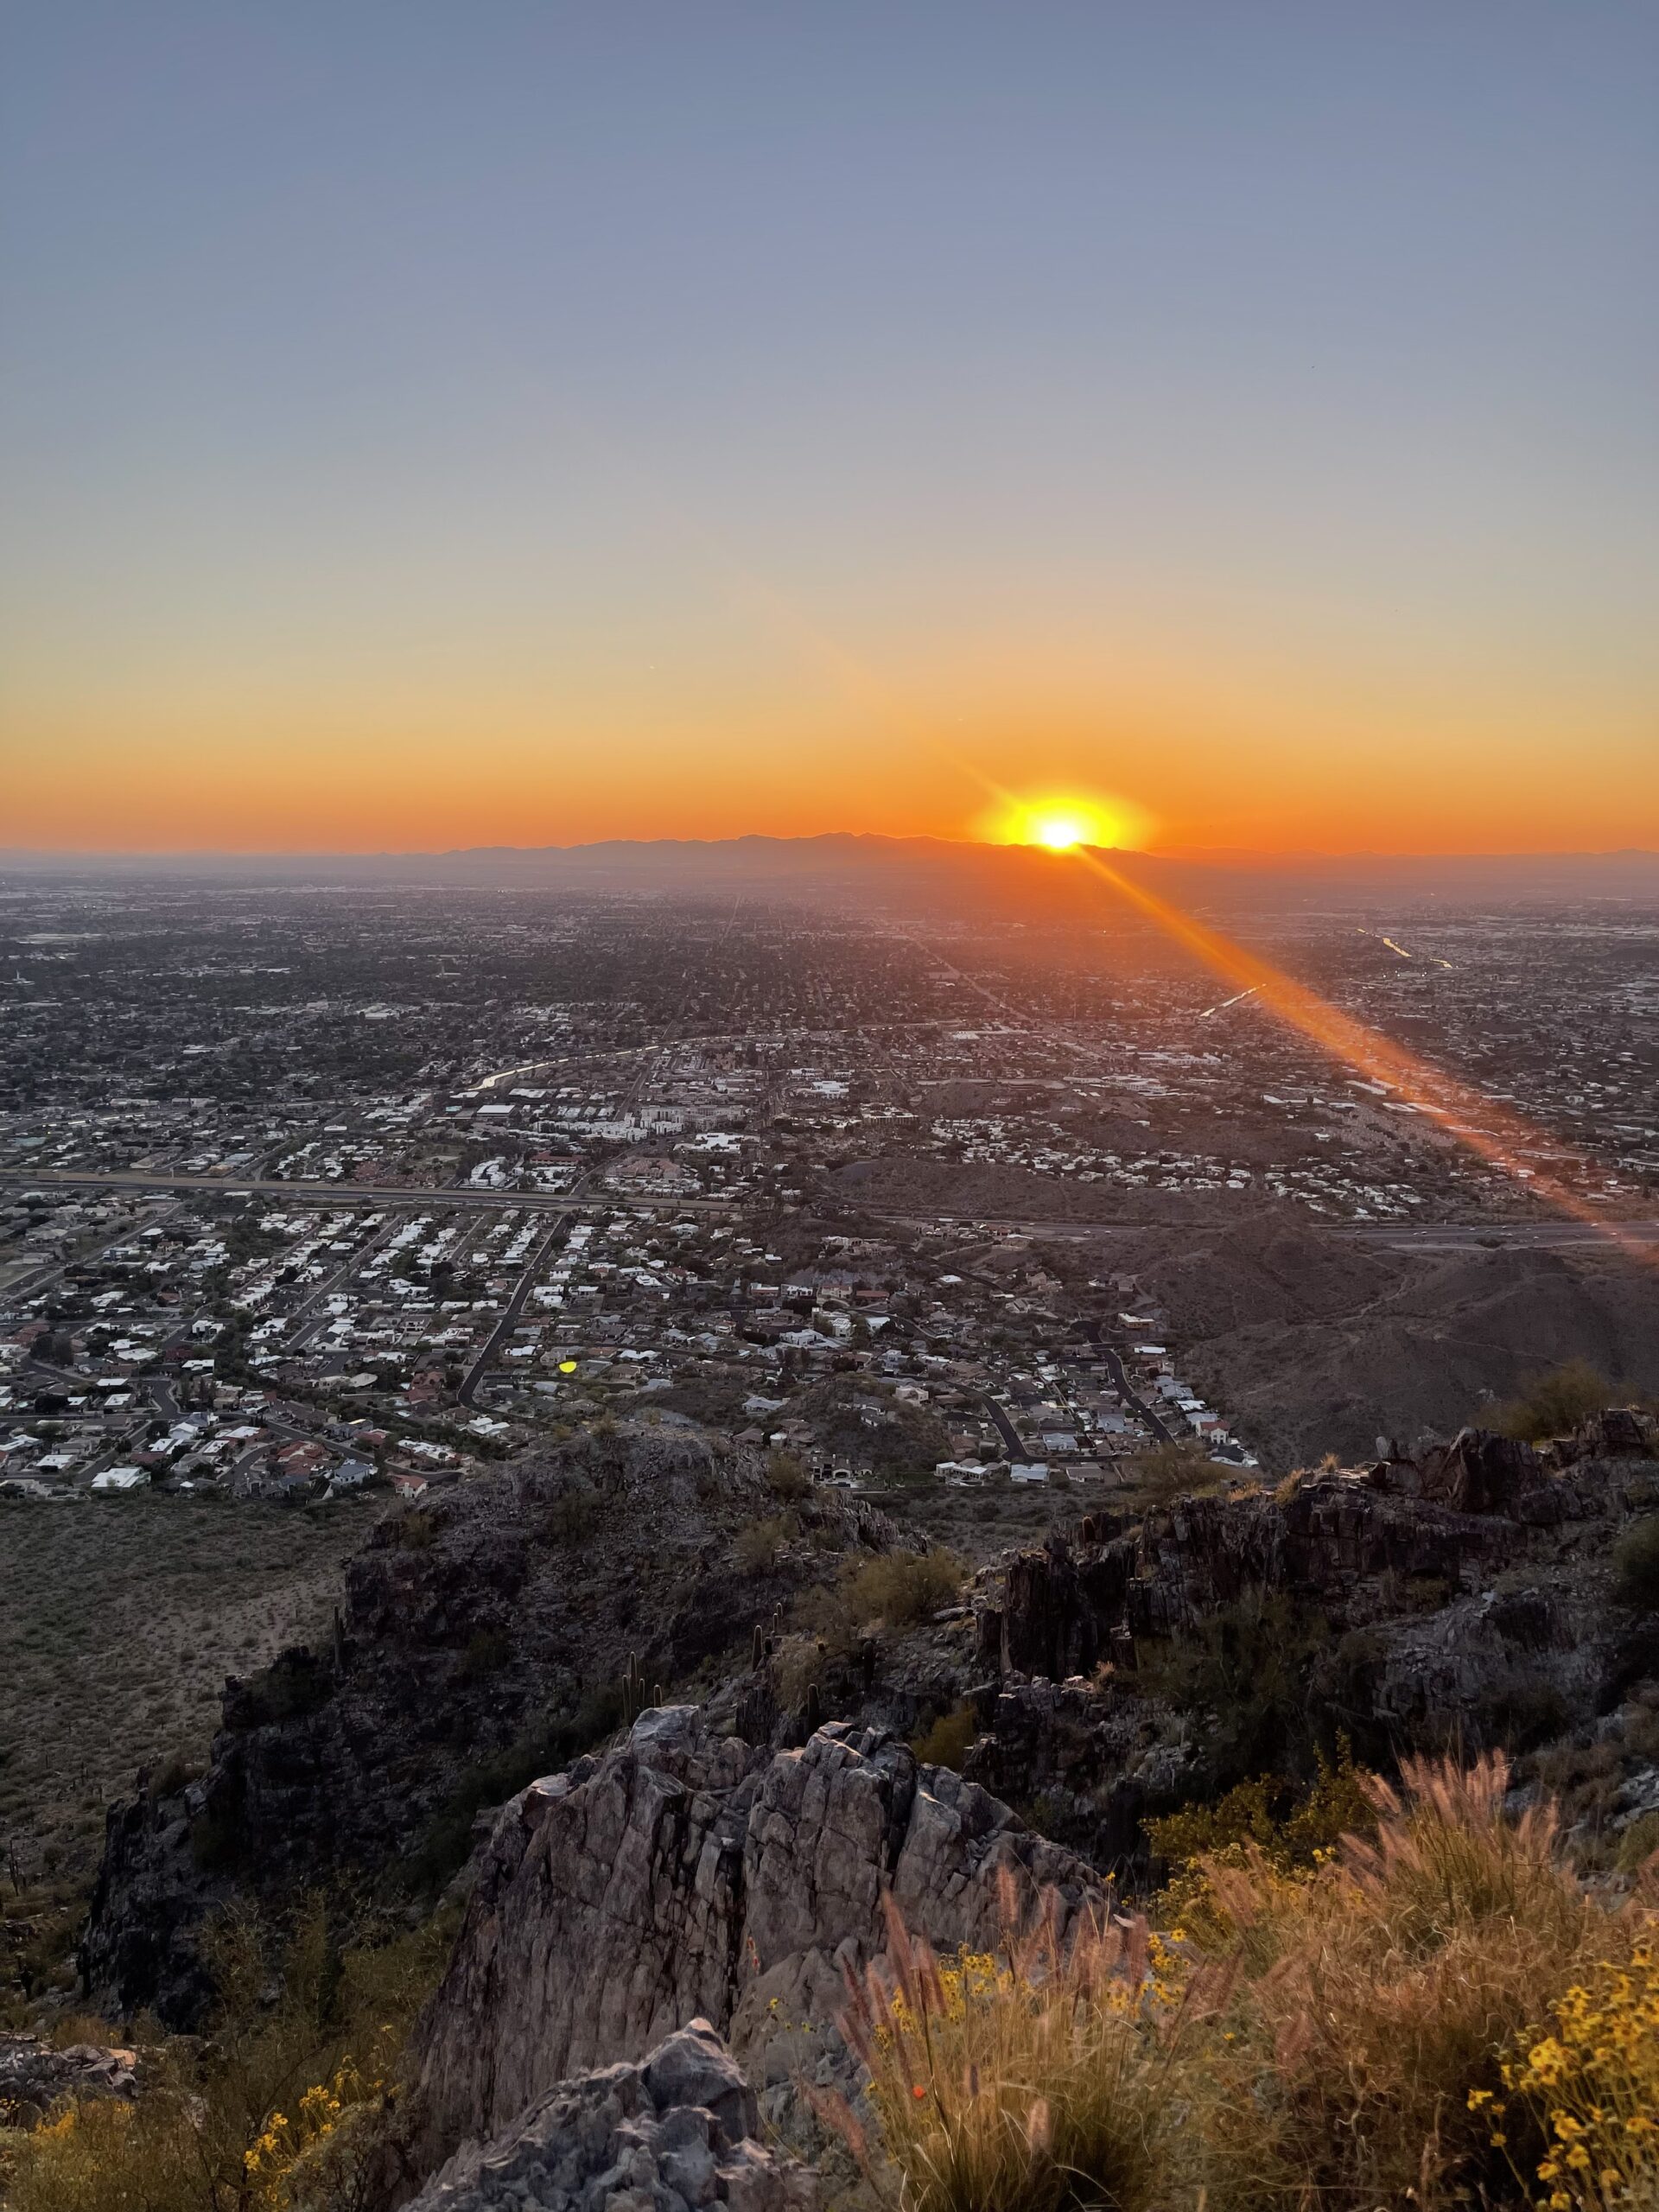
[3,2,1655,850]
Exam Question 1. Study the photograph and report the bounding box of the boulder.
[405,2018,814,2212]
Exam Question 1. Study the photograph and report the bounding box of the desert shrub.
[1185,1754,1605,2209]
[734,1516,789,1573]
[387,1505,437,1549]
[0,1898,449,2212]
[1125,1439,1215,1509]
[819,1881,1211,2212]
[836,1754,1645,2212]
[148,1751,201,1800]
[765,1449,811,1501]
[1615,1810,1659,1872]
[541,1486,601,1545]
[911,1701,979,1774]
[845,1548,965,1629]
[1147,1738,1371,1876]
[794,1548,964,1650]
[1135,1591,1332,1785]
[1613,1516,1659,1613]
[772,1632,828,1711]
[1497,1360,1610,1444]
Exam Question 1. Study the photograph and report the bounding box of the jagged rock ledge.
[405,2019,814,2212]
[405,1711,1101,2182]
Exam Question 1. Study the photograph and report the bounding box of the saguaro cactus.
[621,1651,652,1725]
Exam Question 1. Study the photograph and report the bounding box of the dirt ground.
[0,1491,380,1884]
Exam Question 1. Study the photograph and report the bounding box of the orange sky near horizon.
[6,621,1654,855]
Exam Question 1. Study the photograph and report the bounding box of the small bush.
[734,1516,788,1573]
[1496,1359,1609,1443]
[542,1487,600,1545]
[1125,1439,1215,1509]
[843,1548,966,1629]
[765,1449,811,1501]
[148,1751,201,1800]
[772,1632,828,1711]
[911,1701,979,1774]
[1614,1516,1659,1613]
[389,1506,437,1549]
[1614,1809,1659,1872]
[1147,1739,1371,1875]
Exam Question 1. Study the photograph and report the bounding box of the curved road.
[1084,1321,1173,1445]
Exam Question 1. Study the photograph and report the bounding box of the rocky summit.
[58,1407,1659,2210]
[79,1421,901,2027]
[407,1709,1098,2175]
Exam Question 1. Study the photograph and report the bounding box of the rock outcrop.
[82,1423,900,2026]
[0,2033,138,2128]
[978,1428,1658,1718]
[405,2019,814,2212]
[407,1710,1100,2178]
[81,1410,1659,2056]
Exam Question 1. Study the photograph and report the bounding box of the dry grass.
[797,1548,967,1652]
[830,1754,1659,2212]
[1195,1755,1603,2209]
[819,1879,1224,2212]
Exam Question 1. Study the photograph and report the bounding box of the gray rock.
[0,2034,139,2126]
[404,2020,812,2212]
[408,1715,1100,2175]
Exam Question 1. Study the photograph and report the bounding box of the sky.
[3,2,1656,855]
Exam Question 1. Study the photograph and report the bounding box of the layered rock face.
[408,1711,1100,2176]
[957,1423,1659,1865]
[82,1425,899,2026]
[980,1425,1658,1709]
[405,2020,814,2212]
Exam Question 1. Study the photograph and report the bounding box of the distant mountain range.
[5,833,1658,912]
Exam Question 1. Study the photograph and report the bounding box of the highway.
[5,1166,1655,1255]
[0,1166,734,1216]
[1332,1218,1659,1252]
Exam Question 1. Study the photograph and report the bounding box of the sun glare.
[995,793,1146,852]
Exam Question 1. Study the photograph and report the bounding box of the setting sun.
[991,792,1150,853]
[1033,810,1089,850]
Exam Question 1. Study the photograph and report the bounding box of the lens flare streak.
[1071,848,1653,1265]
